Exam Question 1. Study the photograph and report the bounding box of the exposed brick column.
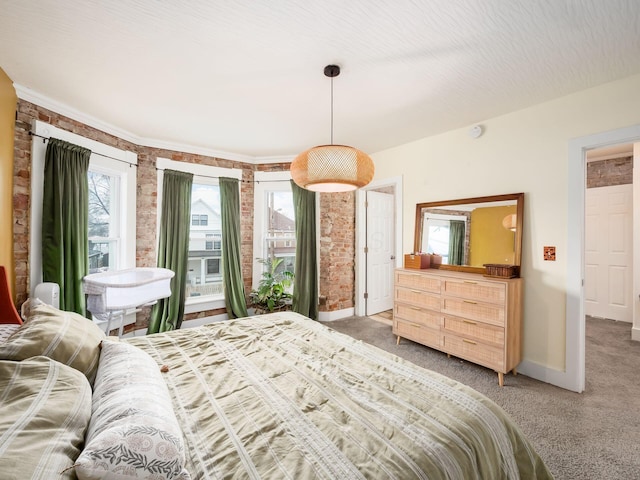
[319,191,356,313]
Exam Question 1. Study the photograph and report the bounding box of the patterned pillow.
[0,324,20,343]
[74,339,190,480]
[0,356,92,480]
[0,302,105,384]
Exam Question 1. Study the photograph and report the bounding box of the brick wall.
[12,99,356,326]
[586,156,633,188]
[319,192,356,312]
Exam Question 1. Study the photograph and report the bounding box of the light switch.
[544,246,556,261]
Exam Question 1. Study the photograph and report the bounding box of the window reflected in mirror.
[414,193,524,274]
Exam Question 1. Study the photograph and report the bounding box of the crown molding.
[14,84,294,165]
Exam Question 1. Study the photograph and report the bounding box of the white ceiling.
[1,1,640,161]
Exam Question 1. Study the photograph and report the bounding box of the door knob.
[390,255,396,260]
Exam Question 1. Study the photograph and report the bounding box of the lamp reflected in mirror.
[502,213,517,232]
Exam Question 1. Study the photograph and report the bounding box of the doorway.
[584,149,634,323]
[355,176,403,318]
[566,124,640,393]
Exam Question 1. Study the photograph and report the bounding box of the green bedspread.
[127,312,552,479]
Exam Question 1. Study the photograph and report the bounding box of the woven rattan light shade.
[291,144,375,192]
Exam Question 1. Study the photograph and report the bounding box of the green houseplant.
[250,257,294,313]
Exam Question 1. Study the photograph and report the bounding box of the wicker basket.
[483,264,519,278]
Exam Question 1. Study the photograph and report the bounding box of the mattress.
[126,311,552,479]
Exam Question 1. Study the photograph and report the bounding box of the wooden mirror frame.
[414,192,524,275]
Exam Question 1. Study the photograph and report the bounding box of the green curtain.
[449,220,466,266]
[148,170,193,333]
[219,177,248,318]
[290,180,318,320]
[42,138,91,315]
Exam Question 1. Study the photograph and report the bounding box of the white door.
[366,191,395,315]
[585,184,633,322]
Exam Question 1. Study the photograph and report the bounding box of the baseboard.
[632,326,640,342]
[318,307,354,322]
[516,359,582,393]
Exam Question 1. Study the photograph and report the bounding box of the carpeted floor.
[324,314,640,480]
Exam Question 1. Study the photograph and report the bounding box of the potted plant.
[250,257,294,314]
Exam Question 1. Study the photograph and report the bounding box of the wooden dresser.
[393,268,523,386]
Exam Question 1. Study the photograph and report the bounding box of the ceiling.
[1,1,640,162]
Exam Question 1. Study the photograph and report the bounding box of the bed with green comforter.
[126,311,552,479]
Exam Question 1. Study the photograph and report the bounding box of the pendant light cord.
[330,74,334,145]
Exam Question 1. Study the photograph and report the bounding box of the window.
[87,170,120,273]
[252,171,297,290]
[156,157,242,312]
[186,183,222,299]
[30,120,137,294]
[192,214,208,226]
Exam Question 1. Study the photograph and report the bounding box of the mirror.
[414,193,524,275]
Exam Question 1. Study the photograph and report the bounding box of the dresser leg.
[396,335,400,345]
[512,367,518,376]
[497,372,504,387]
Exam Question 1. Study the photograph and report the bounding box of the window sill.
[184,296,225,314]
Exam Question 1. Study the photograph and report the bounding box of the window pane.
[264,191,296,278]
[186,183,223,299]
[88,171,119,272]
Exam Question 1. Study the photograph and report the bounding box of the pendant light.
[291,65,374,192]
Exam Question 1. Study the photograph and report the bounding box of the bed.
[0,296,553,479]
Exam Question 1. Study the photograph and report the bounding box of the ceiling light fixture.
[291,65,374,192]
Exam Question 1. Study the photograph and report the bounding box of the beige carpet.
[324,315,640,480]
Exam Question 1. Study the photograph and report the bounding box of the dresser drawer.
[395,270,441,293]
[394,320,441,350]
[442,278,505,304]
[395,286,441,310]
[395,304,441,329]
[443,334,505,371]
[443,316,504,348]
[441,297,505,327]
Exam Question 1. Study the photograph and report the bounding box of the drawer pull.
[462,338,477,345]
[463,281,477,285]
[462,319,477,325]
[463,300,477,305]
[411,289,422,294]
[410,306,422,311]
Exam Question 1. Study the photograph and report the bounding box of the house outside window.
[186,189,222,299]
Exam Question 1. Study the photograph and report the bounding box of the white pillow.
[74,339,190,480]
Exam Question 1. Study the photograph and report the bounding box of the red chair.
[0,266,23,324]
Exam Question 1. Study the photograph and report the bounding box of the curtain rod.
[156,167,291,184]
[28,131,136,166]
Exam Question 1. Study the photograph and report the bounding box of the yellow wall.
[372,73,640,372]
[468,205,517,266]
[0,67,16,293]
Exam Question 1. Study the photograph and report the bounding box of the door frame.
[565,123,640,392]
[355,176,403,316]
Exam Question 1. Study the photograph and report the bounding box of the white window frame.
[252,171,302,290]
[87,163,123,271]
[156,157,242,314]
[29,120,137,296]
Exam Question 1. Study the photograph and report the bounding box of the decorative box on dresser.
[393,268,523,386]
